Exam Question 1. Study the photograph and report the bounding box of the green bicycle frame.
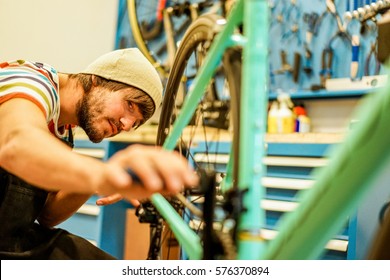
[150,0,269,260]
[151,0,390,260]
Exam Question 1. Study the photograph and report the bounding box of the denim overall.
[0,130,115,259]
[0,169,63,258]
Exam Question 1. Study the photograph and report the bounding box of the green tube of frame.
[236,0,269,260]
[151,194,202,260]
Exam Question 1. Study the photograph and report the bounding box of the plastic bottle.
[267,101,279,133]
[294,103,311,133]
[293,103,305,132]
[277,94,295,133]
[297,114,311,133]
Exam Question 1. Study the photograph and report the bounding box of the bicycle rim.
[156,13,242,259]
[127,0,168,77]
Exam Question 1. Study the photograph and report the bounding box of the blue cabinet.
[265,139,390,259]
[189,135,390,259]
[58,133,390,259]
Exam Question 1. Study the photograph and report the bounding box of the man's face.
[76,87,144,143]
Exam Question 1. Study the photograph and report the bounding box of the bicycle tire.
[127,0,168,77]
[157,13,240,145]
[156,13,242,259]
[128,0,219,80]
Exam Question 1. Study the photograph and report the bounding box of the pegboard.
[268,0,385,95]
[115,0,387,94]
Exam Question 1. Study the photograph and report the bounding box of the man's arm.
[38,191,92,227]
[0,98,199,225]
[0,98,127,194]
[0,98,121,226]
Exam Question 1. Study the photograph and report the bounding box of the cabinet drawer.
[57,203,101,244]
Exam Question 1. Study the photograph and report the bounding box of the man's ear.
[91,75,98,86]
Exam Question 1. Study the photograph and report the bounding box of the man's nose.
[120,117,135,132]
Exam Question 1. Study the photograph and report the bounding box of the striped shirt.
[0,59,67,138]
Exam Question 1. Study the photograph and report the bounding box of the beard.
[76,93,105,143]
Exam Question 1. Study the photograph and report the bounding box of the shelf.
[265,133,344,144]
[268,88,378,100]
[269,75,388,100]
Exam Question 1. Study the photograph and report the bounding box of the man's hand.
[98,145,199,202]
[96,193,139,207]
[96,193,123,206]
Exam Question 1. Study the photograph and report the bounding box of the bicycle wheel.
[128,0,220,80]
[128,0,168,77]
[155,13,242,260]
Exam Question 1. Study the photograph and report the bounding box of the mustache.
[110,119,122,134]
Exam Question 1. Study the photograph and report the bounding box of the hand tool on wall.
[270,0,288,28]
[310,46,333,91]
[302,47,313,75]
[327,0,361,80]
[293,52,302,83]
[345,8,361,80]
[274,50,293,74]
[326,0,346,33]
[350,34,360,79]
[320,47,333,88]
[273,50,301,83]
[346,0,390,75]
[364,42,381,75]
[302,12,321,75]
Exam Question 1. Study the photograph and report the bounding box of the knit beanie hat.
[81,48,162,113]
